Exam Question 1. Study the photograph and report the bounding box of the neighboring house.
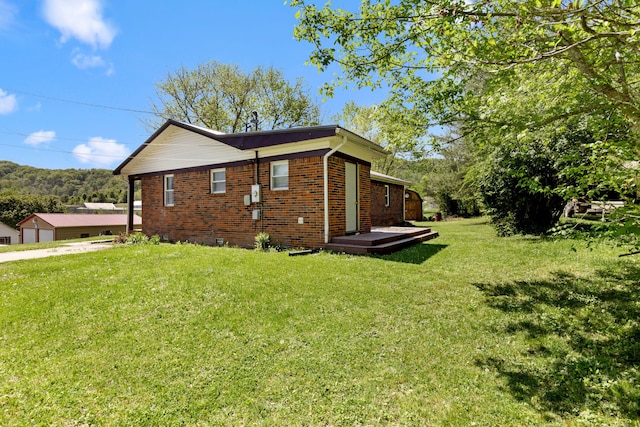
[113,120,421,249]
[69,202,125,214]
[0,221,20,245]
[18,213,142,243]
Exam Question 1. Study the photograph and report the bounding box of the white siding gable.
[120,125,252,176]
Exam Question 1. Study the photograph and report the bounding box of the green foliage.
[477,116,636,236]
[0,160,130,204]
[291,0,640,126]
[254,232,272,251]
[333,102,428,175]
[114,232,161,245]
[149,62,321,132]
[479,138,569,236]
[291,0,640,237]
[0,191,65,228]
[418,137,481,217]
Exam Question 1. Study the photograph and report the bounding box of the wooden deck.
[325,226,439,255]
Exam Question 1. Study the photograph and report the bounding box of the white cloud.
[25,130,56,146]
[0,0,17,29]
[72,137,129,165]
[42,0,117,49]
[27,102,42,112]
[71,49,115,75]
[72,52,106,69]
[0,88,17,114]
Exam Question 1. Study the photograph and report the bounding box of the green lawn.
[1,218,638,426]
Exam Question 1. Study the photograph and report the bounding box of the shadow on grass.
[474,263,640,420]
[373,242,448,264]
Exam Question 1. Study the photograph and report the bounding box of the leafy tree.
[291,0,640,128]
[149,61,322,132]
[419,137,481,217]
[333,101,426,175]
[291,0,640,234]
[474,116,635,235]
[0,192,65,229]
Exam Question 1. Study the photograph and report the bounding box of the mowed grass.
[1,218,638,426]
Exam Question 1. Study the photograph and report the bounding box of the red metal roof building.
[18,213,142,243]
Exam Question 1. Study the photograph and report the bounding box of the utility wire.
[0,128,145,147]
[6,88,158,115]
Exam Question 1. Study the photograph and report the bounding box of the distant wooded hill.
[0,161,128,204]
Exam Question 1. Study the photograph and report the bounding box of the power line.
[0,142,121,168]
[0,129,146,147]
[6,88,158,115]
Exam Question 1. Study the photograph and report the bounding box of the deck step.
[326,229,439,255]
[330,227,431,247]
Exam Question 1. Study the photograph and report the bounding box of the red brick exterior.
[371,180,405,226]
[141,154,372,249]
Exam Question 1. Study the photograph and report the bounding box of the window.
[384,185,390,207]
[164,174,174,206]
[271,160,289,190]
[211,168,226,194]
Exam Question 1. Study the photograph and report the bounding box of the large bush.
[0,192,65,229]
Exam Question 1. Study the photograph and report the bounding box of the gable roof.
[114,119,387,177]
[18,214,142,228]
[0,221,19,234]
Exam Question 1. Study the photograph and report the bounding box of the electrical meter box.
[252,209,261,220]
[251,184,261,203]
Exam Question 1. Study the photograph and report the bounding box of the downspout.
[323,134,348,244]
[255,151,263,232]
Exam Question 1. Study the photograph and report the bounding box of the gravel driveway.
[0,241,114,264]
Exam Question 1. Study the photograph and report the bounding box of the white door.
[345,162,358,232]
[39,230,54,242]
[23,228,36,243]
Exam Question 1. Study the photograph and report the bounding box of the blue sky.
[0,0,385,170]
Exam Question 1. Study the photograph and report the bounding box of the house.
[113,120,436,250]
[69,202,126,214]
[0,221,20,245]
[18,213,142,243]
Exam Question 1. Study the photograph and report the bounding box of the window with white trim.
[164,174,174,206]
[210,168,226,194]
[384,184,390,207]
[271,160,289,190]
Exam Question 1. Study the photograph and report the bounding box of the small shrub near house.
[254,232,272,251]
[114,232,160,245]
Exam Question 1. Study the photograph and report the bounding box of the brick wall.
[371,180,405,226]
[326,156,372,238]
[142,155,336,248]
[141,154,374,248]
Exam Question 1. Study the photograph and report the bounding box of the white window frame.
[164,174,174,207]
[271,160,289,190]
[210,168,226,194]
[384,184,390,207]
